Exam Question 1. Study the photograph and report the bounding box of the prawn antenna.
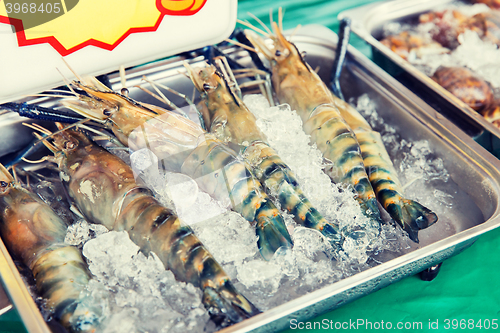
[247,12,272,35]
[141,76,194,118]
[61,57,84,82]
[21,155,52,164]
[279,7,284,33]
[56,68,79,98]
[119,65,127,91]
[23,119,91,148]
[236,19,270,38]
[224,39,257,54]
[141,76,181,111]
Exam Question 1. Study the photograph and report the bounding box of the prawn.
[0,164,100,332]
[184,62,340,242]
[35,126,260,327]
[57,77,292,260]
[245,15,438,242]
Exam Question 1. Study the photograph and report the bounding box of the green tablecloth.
[237,0,500,332]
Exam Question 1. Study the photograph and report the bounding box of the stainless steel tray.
[339,0,500,141]
[1,24,500,333]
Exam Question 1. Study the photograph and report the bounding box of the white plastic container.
[0,0,237,103]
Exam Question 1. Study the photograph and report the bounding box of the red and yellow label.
[0,0,207,56]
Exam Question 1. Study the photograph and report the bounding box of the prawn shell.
[189,65,338,239]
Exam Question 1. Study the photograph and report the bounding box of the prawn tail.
[250,143,339,243]
[203,280,260,327]
[278,183,342,243]
[386,199,438,243]
[254,200,293,260]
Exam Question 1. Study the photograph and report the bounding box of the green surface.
[0,307,28,333]
[237,0,500,332]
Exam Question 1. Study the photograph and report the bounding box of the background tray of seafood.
[2,25,500,332]
[339,0,500,143]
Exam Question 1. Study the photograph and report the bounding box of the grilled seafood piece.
[0,164,100,332]
[184,62,340,242]
[474,0,500,9]
[59,78,292,260]
[419,9,500,49]
[245,23,385,230]
[38,127,260,326]
[432,66,495,113]
[380,31,449,60]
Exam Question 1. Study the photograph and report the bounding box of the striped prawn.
[32,125,260,326]
[329,97,438,242]
[0,164,100,332]
[245,20,385,229]
[57,77,292,259]
[244,13,438,242]
[184,61,341,242]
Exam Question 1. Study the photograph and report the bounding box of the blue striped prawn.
[245,24,385,229]
[245,18,438,242]
[184,62,341,242]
